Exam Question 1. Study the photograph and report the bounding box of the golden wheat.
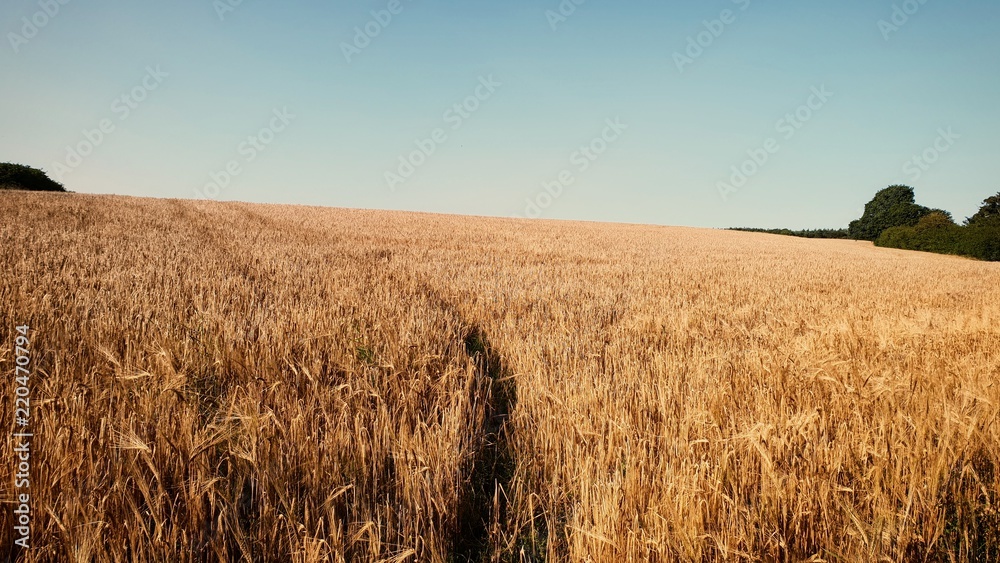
[1,192,998,562]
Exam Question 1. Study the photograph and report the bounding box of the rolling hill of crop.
[2,192,999,562]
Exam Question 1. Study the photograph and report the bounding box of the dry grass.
[1,192,998,562]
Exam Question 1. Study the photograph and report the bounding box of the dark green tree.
[966,192,1000,227]
[0,162,66,192]
[849,185,931,241]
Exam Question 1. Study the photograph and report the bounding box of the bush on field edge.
[0,162,66,192]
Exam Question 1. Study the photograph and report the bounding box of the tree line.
[732,185,1000,262]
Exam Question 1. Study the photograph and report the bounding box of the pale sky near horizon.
[2,0,998,229]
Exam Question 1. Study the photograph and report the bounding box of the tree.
[927,209,954,223]
[849,185,932,241]
[917,211,958,229]
[956,192,1000,261]
[862,189,999,262]
[0,163,66,192]
[966,192,1000,227]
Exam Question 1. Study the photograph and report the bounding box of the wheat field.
[1,192,998,562]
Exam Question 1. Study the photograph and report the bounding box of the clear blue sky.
[3,0,998,228]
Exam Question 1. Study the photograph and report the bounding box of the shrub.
[876,212,964,255]
[875,225,915,250]
[956,225,1000,262]
[908,212,964,254]
[0,162,66,192]
[879,212,1000,262]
